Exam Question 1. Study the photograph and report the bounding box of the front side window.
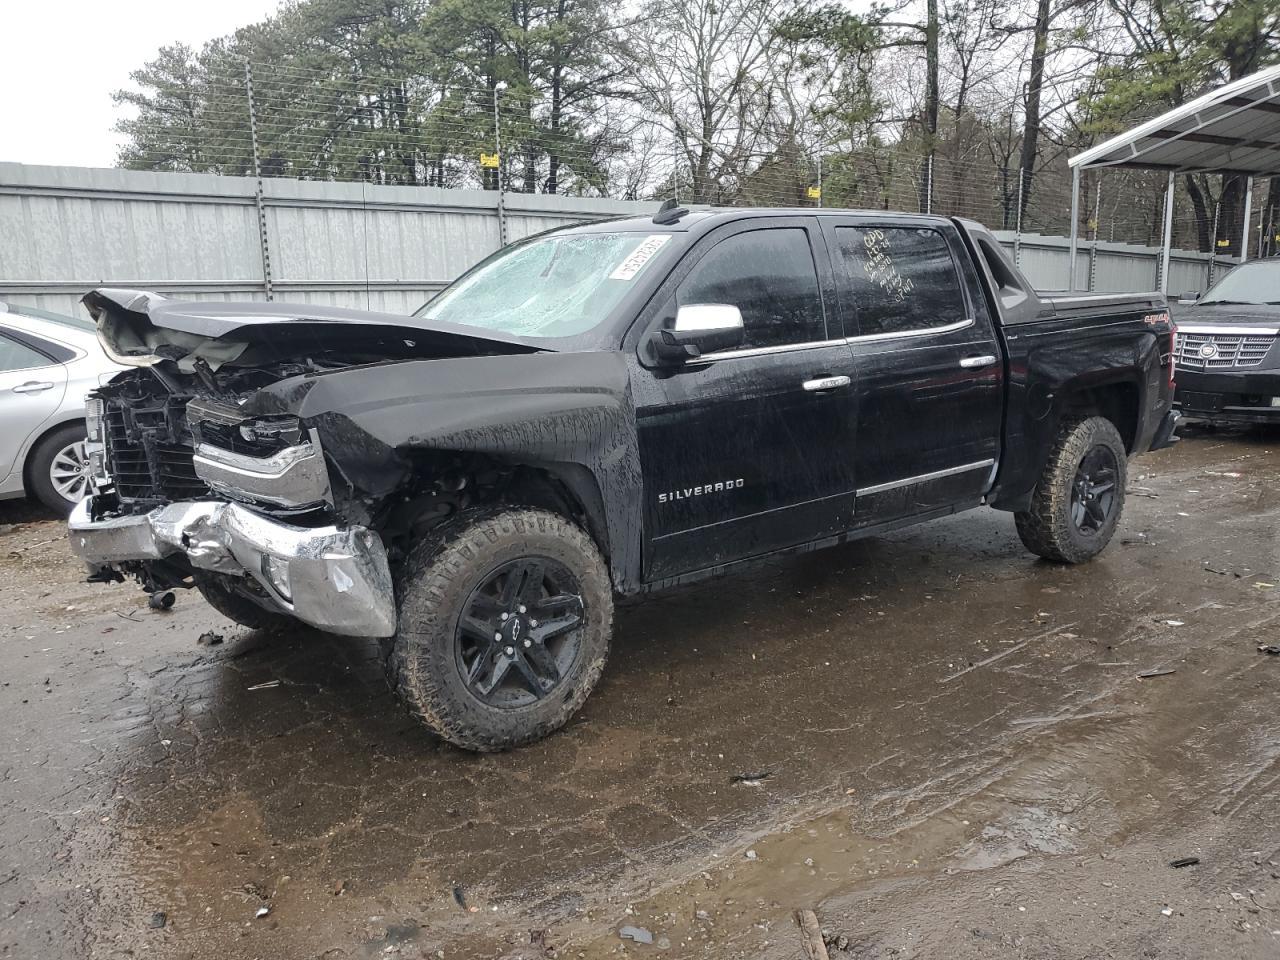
[837,226,966,336]
[0,332,53,372]
[676,228,826,351]
[415,232,674,339]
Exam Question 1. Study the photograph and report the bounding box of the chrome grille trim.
[1174,332,1275,370]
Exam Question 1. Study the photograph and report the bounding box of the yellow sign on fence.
[480,153,500,169]
[807,186,821,200]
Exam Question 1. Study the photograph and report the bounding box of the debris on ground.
[196,631,224,647]
[730,771,773,784]
[1137,668,1177,679]
[744,849,758,860]
[823,930,851,952]
[1161,907,1174,917]
[1170,857,1200,868]
[255,906,271,919]
[1258,645,1280,656]
[794,909,831,960]
[1161,619,1185,627]
[619,925,654,945]
[452,885,467,910]
[246,680,281,690]
[147,591,175,611]
[150,911,167,928]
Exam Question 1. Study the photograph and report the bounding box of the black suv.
[1172,258,1280,424]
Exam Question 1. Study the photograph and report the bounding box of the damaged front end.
[69,288,543,637]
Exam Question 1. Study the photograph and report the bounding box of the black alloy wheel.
[1070,444,1119,535]
[454,557,586,709]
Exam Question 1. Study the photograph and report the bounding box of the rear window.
[836,226,967,336]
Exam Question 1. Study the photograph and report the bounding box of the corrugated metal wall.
[0,162,1236,319]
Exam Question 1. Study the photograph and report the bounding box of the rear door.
[0,328,68,484]
[633,218,859,580]
[822,218,1003,525]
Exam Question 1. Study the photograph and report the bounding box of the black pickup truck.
[69,207,1179,751]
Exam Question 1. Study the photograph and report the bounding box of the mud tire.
[197,576,288,630]
[385,506,612,752]
[1015,416,1127,564]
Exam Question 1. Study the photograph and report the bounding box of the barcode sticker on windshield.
[610,235,670,281]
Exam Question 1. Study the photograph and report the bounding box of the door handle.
[12,381,55,394]
[959,355,997,369]
[802,375,851,392]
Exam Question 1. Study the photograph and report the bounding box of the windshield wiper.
[1199,299,1264,306]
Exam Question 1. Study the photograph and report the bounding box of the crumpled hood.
[1171,301,1280,329]
[82,287,542,370]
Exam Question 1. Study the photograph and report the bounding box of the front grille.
[1174,332,1275,370]
[103,399,209,503]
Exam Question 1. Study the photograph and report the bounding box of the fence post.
[924,155,933,214]
[243,61,273,301]
[1013,169,1024,267]
[493,87,508,248]
[1240,175,1254,263]
[817,154,823,208]
[1088,179,1101,292]
[1208,200,1220,289]
[1157,171,1175,294]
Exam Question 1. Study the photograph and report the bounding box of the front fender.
[250,352,644,592]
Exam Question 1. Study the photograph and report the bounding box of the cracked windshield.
[416,232,671,337]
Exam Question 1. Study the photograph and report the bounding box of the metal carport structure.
[1068,63,1280,292]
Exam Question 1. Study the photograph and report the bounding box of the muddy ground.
[2,426,1279,960]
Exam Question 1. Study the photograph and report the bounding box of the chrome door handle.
[802,375,851,392]
[11,381,55,394]
[959,355,997,369]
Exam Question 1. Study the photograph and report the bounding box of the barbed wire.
[109,58,1277,255]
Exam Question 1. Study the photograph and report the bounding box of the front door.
[633,218,859,581]
[821,218,1004,524]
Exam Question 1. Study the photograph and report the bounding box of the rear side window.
[677,227,826,351]
[0,332,53,372]
[836,226,967,336]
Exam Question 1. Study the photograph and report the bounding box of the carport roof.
[1070,64,1280,175]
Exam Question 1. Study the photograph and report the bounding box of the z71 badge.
[658,478,745,504]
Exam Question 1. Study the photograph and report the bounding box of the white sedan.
[0,303,124,514]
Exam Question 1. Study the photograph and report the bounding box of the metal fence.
[0,162,1238,319]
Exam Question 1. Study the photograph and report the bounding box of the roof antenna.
[653,197,689,225]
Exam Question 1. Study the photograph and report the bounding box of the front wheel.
[385,507,613,752]
[1015,416,1128,564]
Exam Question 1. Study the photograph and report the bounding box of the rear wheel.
[385,507,612,752]
[1015,416,1127,564]
[27,423,91,515]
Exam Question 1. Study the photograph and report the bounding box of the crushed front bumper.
[68,498,396,637]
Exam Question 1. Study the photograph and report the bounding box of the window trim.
[833,222,972,339]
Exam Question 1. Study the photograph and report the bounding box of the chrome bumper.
[68,498,396,638]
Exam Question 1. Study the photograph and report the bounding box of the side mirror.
[651,304,744,364]
[1179,290,1201,303]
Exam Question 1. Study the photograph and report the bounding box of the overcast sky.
[2,0,281,168]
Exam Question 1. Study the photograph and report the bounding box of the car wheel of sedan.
[27,423,92,515]
[1015,416,1128,564]
[386,506,613,752]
